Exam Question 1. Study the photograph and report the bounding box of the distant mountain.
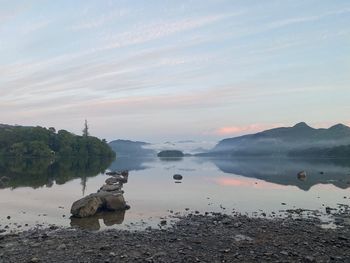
[108,139,156,157]
[207,122,350,157]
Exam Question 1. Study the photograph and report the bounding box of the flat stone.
[100,184,121,192]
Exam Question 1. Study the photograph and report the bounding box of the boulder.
[103,194,126,211]
[70,194,104,218]
[71,192,128,218]
[173,174,183,180]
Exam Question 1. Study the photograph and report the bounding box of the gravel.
[1,213,349,262]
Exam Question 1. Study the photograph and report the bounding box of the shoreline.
[1,213,349,262]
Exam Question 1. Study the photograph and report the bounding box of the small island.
[157,150,184,158]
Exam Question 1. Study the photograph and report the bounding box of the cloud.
[98,13,235,51]
[267,7,350,30]
[70,9,130,30]
[214,123,283,136]
[20,19,52,34]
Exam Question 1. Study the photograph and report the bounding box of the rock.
[100,184,122,192]
[71,192,127,218]
[57,244,67,250]
[71,194,103,218]
[173,174,183,180]
[114,175,128,183]
[30,257,40,263]
[304,256,315,262]
[234,234,253,242]
[105,177,119,185]
[121,170,129,177]
[103,194,126,211]
[297,171,307,181]
[160,220,167,226]
[106,171,120,176]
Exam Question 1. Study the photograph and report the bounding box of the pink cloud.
[215,123,282,136]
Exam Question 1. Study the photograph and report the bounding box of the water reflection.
[0,157,113,190]
[159,157,184,162]
[210,158,350,190]
[1,156,350,192]
[70,210,125,231]
[108,157,154,172]
[1,156,350,231]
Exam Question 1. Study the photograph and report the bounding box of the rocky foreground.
[0,213,349,263]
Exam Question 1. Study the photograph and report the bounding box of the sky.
[0,0,349,142]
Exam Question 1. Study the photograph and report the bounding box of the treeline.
[0,125,115,158]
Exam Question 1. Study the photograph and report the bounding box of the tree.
[82,120,89,137]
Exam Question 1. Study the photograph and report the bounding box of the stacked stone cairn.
[70,171,130,218]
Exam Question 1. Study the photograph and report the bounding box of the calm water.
[0,157,350,232]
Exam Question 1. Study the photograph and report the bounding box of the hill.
[208,122,350,157]
[0,124,115,158]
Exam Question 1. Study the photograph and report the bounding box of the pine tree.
[83,119,89,137]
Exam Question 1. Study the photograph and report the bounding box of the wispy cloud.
[267,7,350,30]
[20,19,52,34]
[98,13,235,50]
[70,9,130,30]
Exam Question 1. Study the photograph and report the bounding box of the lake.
[1,157,350,232]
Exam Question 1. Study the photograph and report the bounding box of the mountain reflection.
[210,158,350,191]
[108,157,154,171]
[1,156,350,191]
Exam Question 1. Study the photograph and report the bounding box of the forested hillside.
[0,125,115,158]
